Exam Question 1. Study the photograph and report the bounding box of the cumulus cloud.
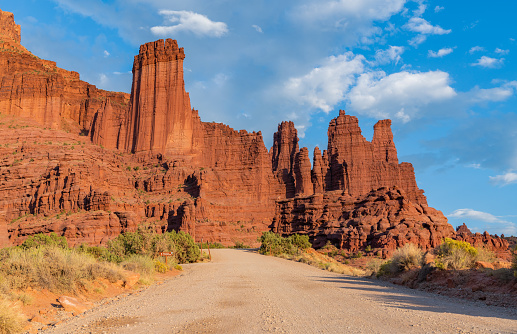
[405,17,451,46]
[448,209,516,235]
[471,56,504,68]
[405,17,451,35]
[489,172,517,186]
[252,25,263,33]
[428,47,454,58]
[103,50,110,57]
[374,46,405,65]
[469,46,485,54]
[283,52,365,112]
[434,6,444,13]
[151,10,228,37]
[347,70,456,121]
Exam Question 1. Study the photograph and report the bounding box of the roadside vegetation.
[0,229,200,334]
[258,232,364,276]
[371,238,508,278]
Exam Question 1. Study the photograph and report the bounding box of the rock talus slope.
[0,9,509,254]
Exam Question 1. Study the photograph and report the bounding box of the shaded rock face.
[0,10,509,253]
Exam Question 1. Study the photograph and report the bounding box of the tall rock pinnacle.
[121,39,201,157]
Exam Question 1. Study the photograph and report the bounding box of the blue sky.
[2,0,516,236]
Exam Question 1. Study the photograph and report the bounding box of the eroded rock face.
[273,187,454,255]
[0,9,130,134]
[0,10,509,254]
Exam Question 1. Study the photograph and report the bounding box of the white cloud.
[469,46,485,54]
[252,25,263,33]
[103,50,110,57]
[291,0,407,44]
[98,73,108,86]
[374,46,405,65]
[294,0,408,24]
[283,52,365,112]
[151,10,228,37]
[495,48,509,55]
[434,6,444,13]
[428,47,454,58]
[347,70,456,121]
[448,208,516,235]
[471,56,504,68]
[405,17,451,35]
[466,82,517,103]
[409,34,427,47]
[489,172,517,186]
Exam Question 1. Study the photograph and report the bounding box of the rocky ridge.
[0,9,509,255]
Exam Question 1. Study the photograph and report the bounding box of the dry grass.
[0,246,125,294]
[389,243,424,273]
[279,249,365,276]
[0,298,25,334]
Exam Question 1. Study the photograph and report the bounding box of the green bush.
[436,238,478,270]
[106,228,200,264]
[19,232,68,250]
[258,232,311,256]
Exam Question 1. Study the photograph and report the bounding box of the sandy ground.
[42,249,517,334]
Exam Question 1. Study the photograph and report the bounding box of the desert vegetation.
[0,229,200,333]
[258,232,364,276]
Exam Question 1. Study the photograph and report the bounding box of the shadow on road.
[314,275,517,321]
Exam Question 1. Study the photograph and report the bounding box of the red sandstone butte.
[0,9,510,255]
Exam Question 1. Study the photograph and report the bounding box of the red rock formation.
[0,9,129,134]
[271,121,298,198]
[294,147,313,197]
[311,147,327,194]
[120,39,201,157]
[0,10,509,255]
[0,9,21,44]
[274,187,454,256]
[326,110,426,204]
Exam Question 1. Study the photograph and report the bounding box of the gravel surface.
[42,249,517,334]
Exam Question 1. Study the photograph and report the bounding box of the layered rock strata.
[0,9,510,254]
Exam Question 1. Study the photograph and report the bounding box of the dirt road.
[44,249,517,333]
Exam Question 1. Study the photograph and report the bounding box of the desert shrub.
[19,232,68,250]
[76,244,121,263]
[153,260,168,273]
[258,232,311,256]
[0,298,25,334]
[474,246,496,263]
[198,242,225,249]
[232,241,251,249]
[174,264,183,271]
[387,243,424,273]
[513,245,517,278]
[106,228,199,263]
[121,255,154,279]
[436,238,477,270]
[365,258,386,276]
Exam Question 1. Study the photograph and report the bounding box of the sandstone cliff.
[0,9,509,255]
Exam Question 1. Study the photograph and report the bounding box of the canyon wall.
[0,9,509,254]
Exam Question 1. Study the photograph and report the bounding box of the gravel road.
[43,249,517,334]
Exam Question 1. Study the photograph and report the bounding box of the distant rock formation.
[0,9,510,255]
